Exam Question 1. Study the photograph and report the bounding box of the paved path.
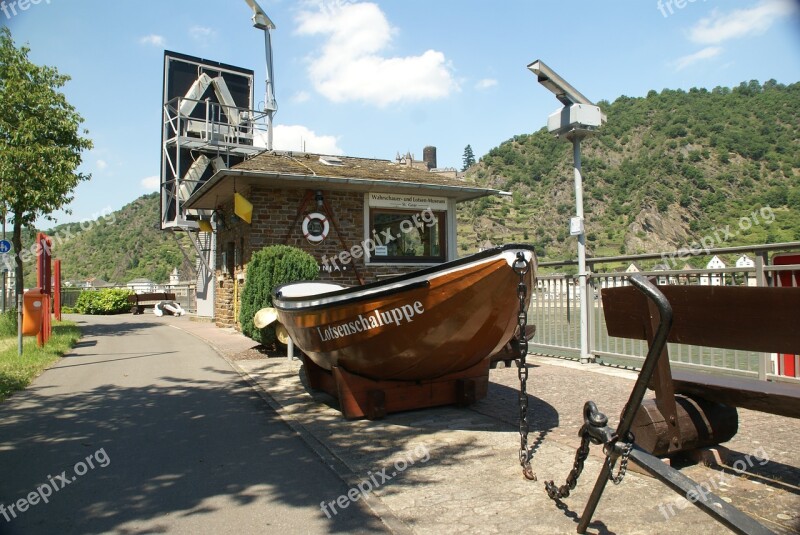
[0,315,386,534]
[169,316,799,535]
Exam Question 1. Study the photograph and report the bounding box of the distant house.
[678,263,694,285]
[735,254,758,286]
[126,278,156,294]
[651,263,676,285]
[625,263,641,273]
[81,277,113,289]
[701,255,726,286]
[169,268,180,286]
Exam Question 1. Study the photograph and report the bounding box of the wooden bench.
[556,276,782,534]
[128,292,176,315]
[602,283,800,455]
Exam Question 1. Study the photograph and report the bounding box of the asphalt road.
[0,315,387,534]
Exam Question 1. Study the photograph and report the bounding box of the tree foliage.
[462,144,476,171]
[0,28,92,296]
[239,245,319,346]
[459,80,800,260]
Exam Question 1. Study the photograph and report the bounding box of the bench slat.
[673,370,800,418]
[602,285,800,354]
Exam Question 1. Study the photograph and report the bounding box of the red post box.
[22,288,45,336]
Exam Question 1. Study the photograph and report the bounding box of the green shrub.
[74,288,133,315]
[0,309,17,337]
[239,245,319,346]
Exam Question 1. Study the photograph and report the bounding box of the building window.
[368,209,446,263]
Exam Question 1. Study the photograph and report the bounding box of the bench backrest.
[127,292,176,303]
[602,284,800,355]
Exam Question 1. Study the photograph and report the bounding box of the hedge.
[239,245,319,346]
[74,288,134,315]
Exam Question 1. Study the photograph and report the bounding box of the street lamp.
[244,0,277,150]
[528,59,605,364]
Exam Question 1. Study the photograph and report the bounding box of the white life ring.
[302,212,329,243]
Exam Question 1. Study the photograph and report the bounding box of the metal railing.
[528,242,800,384]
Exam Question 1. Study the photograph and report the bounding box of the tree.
[0,28,92,297]
[461,144,476,171]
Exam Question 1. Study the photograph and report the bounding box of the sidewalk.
[170,315,800,535]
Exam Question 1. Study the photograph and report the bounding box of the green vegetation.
[0,28,93,296]
[462,144,476,171]
[239,245,319,347]
[74,288,133,315]
[0,309,16,337]
[459,80,800,264]
[19,193,196,287]
[0,320,81,402]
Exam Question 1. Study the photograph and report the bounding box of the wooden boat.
[273,244,536,382]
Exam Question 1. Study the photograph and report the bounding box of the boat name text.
[317,301,425,342]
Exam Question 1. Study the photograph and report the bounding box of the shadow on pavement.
[0,369,387,534]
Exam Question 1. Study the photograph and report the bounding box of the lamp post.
[528,60,605,364]
[244,0,277,150]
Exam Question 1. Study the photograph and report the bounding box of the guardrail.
[528,242,800,384]
[58,284,198,313]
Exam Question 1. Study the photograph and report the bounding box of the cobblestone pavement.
[172,316,799,535]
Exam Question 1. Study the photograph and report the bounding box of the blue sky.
[3,0,800,226]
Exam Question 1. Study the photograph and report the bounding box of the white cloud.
[139,34,165,47]
[189,25,216,41]
[291,91,311,104]
[141,176,160,191]
[96,159,108,171]
[475,78,498,90]
[295,2,457,107]
[689,0,795,44]
[255,125,344,155]
[672,46,724,71]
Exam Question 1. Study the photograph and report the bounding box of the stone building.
[185,150,499,328]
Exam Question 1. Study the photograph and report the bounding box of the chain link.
[607,438,633,485]
[544,433,591,500]
[513,252,536,481]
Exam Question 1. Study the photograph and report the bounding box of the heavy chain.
[513,252,536,481]
[606,438,633,485]
[544,434,591,500]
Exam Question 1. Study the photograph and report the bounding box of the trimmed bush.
[74,288,133,315]
[239,245,319,346]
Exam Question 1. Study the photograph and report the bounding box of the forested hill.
[457,80,800,265]
[20,193,196,287]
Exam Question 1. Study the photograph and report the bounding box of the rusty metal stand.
[558,275,774,535]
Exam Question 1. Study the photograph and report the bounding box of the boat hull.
[273,245,536,381]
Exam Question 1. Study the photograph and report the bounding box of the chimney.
[423,146,437,170]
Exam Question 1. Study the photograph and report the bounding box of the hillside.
[457,80,800,266]
[19,193,196,287]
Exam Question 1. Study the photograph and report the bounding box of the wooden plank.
[603,285,800,354]
[332,359,490,419]
[673,370,800,419]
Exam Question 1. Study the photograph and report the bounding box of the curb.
[169,323,414,535]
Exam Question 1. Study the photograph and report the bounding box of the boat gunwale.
[273,243,536,312]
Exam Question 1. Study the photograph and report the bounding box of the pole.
[572,133,592,363]
[263,29,275,151]
[17,294,22,356]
